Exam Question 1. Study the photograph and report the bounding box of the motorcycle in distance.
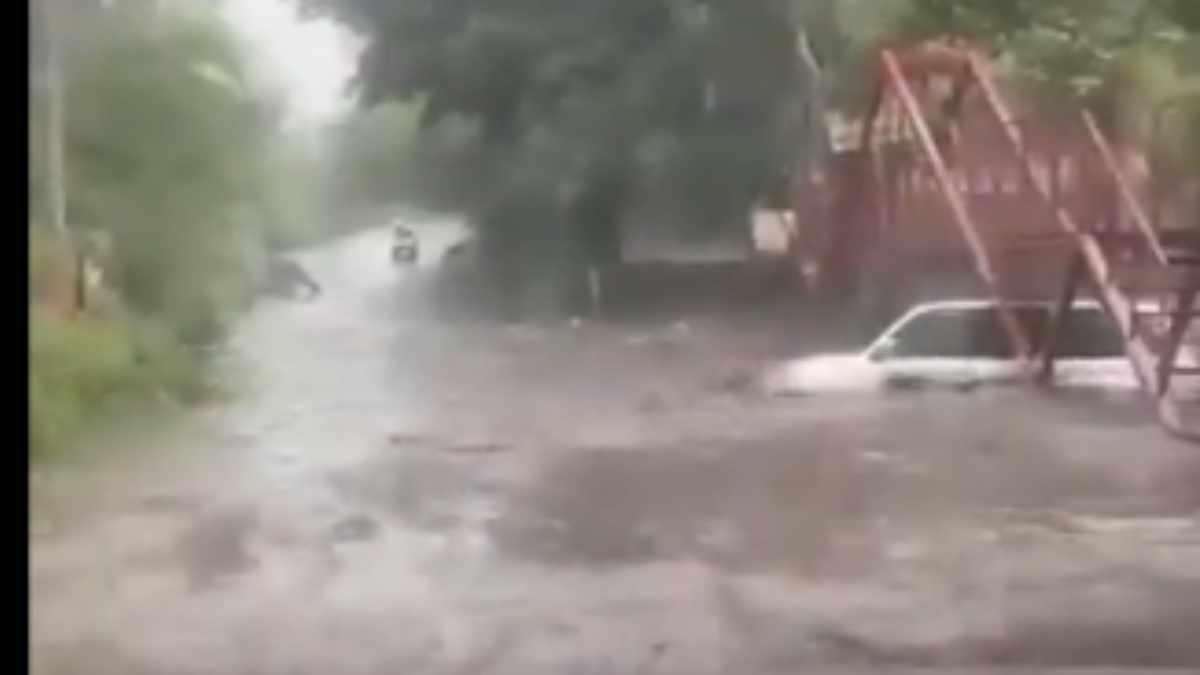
[391,223,419,266]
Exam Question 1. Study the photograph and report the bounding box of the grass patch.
[29,308,210,463]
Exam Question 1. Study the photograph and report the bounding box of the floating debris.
[442,442,511,455]
[328,514,380,543]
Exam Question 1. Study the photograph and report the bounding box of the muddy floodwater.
[29,221,1200,674]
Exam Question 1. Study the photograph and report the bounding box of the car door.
[877,307,984,388]
[969,306,1039,384]
[1053,306,1139,389]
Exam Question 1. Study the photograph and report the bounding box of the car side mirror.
[869,337,897,362]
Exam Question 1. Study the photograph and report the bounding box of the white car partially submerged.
[766,299,1189,395]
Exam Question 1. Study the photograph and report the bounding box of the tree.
[29,0,329,457]
[303,0,803,311]
[317,99,496,228]
[51,1,295,341]
[887,1,1200,174]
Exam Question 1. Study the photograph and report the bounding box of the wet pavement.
[29,220,1200,673]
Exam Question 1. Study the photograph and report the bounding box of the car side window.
[1017,307,1047,346]
[963,307,1056,358]
[969,308,1020,358]
[889,307,1049,359]
[889,309,975,358]
[1058,308,1125,357]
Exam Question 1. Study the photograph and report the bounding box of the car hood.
[764,353,883,395]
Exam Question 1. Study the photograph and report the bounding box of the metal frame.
[831,41,1200,440]
[870,48,1033,359]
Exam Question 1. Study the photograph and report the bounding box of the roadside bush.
[29,308,206,461]
[28,2,310,462]
[29,226,81,311]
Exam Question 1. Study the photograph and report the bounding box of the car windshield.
[881,304,1125,359]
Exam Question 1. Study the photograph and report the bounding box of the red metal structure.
[803,40,1200,440]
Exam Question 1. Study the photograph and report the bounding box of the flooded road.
[30,220,1200,673]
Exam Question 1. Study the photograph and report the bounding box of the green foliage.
[29,308,205,461]
[49,2,317,342]
[29,222,208,461]
[307,0,802,305]
[322,103,422,209]
[254,133,328,250]
[64,11,254,332]
[819,0,1200,173]
[29,226,65,304]
[784,0,1200,214]
[882,0,1194,95]
[785,0,1195,112]
[28,1,322,460]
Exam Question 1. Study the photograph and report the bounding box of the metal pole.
[967,51,1200,440]
[881,50,1033,359]
[41,0,88,312]
[1081,111,1169,265]
[43,0,67,238]
[1037,252,1085,383]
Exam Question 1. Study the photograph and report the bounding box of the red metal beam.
[1081,111,1168,265]
[966,51,1200,441]
[1157,289,1199,396]
[880,49,1033,359]
[1037,252,1085,383]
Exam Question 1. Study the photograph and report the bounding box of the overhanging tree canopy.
[302,0,803,266]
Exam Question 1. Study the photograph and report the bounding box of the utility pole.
[42,0,67,238]
[797,29,826,173]
[37,0,87,311]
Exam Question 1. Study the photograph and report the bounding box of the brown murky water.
[29,222,1200,674]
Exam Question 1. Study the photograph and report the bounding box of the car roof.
[905,298,1105,312]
